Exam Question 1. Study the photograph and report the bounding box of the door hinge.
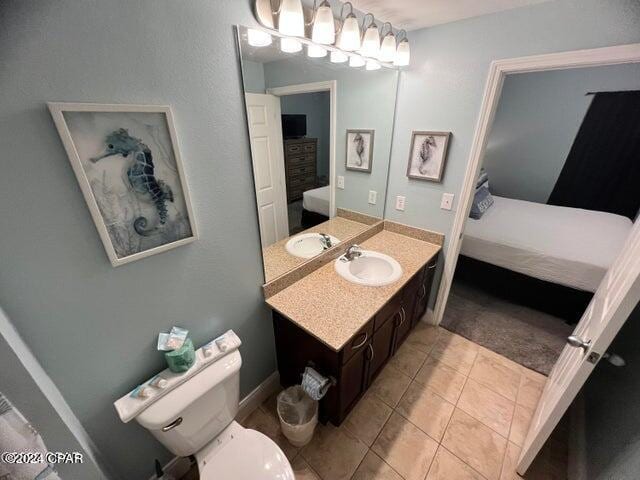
[587,352,601,364]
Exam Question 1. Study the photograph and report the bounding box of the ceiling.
[349,0,552,31]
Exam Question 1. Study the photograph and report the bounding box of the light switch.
[395,195,406,211]
[368,190,377,205]
[441,193,454,211]
[337,176,345,189]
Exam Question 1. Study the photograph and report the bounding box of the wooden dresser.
[284,138,317,203]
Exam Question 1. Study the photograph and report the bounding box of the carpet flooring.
[441,279,573,375]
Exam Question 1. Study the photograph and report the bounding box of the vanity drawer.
[342,319,374,365]
[374,291,402,331]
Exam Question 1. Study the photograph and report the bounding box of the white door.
[518,219,640,474]
[245,93,289,247]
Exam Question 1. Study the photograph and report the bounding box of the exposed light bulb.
[394,39,410,66]
[366,59,381,70]
[349,54,365,68]
[247,28,272,47]
[278,0,304,37]
[280,37,302,53]
[359,24,380,58]
[378,33,396,62]
[307,44,327,58]
[337,14,361,51]
[330,50,348,63]
[311,2,335,45]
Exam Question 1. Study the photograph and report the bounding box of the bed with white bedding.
[461,196,633,293]
[302,185,330,217]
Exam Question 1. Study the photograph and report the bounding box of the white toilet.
[133,350,294,479]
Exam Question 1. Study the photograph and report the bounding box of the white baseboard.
[568,393,588,480]
[150,370,281,480]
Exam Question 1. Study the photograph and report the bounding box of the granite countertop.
[266,229,441,351]
[262,217,371,281]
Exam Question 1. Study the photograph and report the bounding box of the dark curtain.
[548,90,640,220]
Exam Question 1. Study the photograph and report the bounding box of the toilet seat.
[196,421,294,479]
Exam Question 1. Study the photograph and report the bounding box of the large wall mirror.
[237,25,399,282]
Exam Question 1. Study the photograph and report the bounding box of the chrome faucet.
[319,233,333,250]
[342,244,363,262]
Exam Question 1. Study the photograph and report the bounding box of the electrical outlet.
[395,195,406,211]
[337,176,345,189]
[368,190,377,205]
[441,193,454,211]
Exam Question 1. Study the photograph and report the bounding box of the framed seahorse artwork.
[406,131,451,182]
[345,129,374,173]
[48,103,198,267]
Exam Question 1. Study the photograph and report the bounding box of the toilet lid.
[198,428,294,480]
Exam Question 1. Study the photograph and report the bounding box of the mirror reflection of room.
[443,63,640,375]
[239,25,399,282]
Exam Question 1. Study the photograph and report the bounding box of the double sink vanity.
[237,25,444,426]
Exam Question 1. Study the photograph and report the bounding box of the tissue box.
[164,338,195,373]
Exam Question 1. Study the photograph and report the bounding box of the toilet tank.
[135,350,242,457]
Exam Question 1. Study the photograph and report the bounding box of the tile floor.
[239,324,567,480]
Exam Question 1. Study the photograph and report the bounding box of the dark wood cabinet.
[284,138,317,203]
[272,254,440,426]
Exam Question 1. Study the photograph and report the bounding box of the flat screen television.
[282,114,307,139]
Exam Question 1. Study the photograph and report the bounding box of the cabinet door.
[394,303,412,351]
[367,316,396,384]
[414,256,438,324]
[339,347,367,421]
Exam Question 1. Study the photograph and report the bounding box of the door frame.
[267,80,338,217]
[433,42,640,325]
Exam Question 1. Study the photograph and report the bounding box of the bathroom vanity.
[266,227,440,425]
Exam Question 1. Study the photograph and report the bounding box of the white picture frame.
[345,129,374,173]
[407,131,451,182]
[48,102,198,267]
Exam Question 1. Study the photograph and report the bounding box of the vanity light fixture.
[365,59,381,70]
[394,30,410,67]
[247,28,273,47]
[307,44,328,58]
[336,2,361,51]
[278,0,305,37]
[330,50,349,63]
[348,54,365,68]
[311,0,335,45]
[359,14,380,58]
[281,37,302,53]
[378,22,396,62]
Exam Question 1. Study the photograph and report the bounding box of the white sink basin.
[335,250,403,287]
[285,233,340,259]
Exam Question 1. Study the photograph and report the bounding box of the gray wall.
[242,59,267,94]
[483,63,640,203]
[581,304,640,480]
[264,57,399,218]
[0,1,275,479]
[383,0,640,245]
[281,92,331,180]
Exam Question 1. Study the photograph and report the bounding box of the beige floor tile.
[405,322,440,353]
[415,357,467,404]
[520,365,548,384]
[442,409,508,480]
[372,412,439,480]
[478,346,523,376]
[509,404,534,447]
[389,342,428,378]
[430,334,479,375]
[426,446,486,480]
[517,374,545,410]
[469,352,521,401]
[301,423,368,480]
[242,407,299,460]
[369,364,412,407]
[351,451,403,480]
[344,392,393,446]
[500,442,524,480]
[291,455,321,480]
[396,381,455,441]
[458,379,515,437]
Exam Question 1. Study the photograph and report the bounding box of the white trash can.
[276,386,318,447]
